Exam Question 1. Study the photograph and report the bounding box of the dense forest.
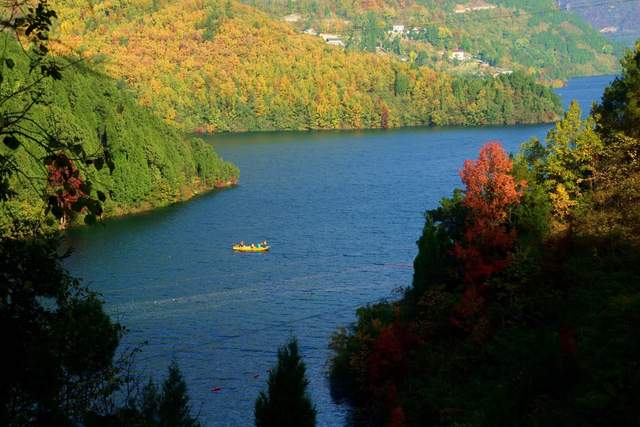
[2,3,207,425]
[50,0,562,133]
[243,0,620,81]
[329,42,640,426]
[0,36,238,231]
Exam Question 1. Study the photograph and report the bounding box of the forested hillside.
[0,37,238,230]
[329,42,640,426]
[247,0,619,81]
[50,0,562,133]
[558,0,640,45]
[1,5,208,424]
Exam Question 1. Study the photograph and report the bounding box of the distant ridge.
[557,0,640,45]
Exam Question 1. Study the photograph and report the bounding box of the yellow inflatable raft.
[232,244,270,252]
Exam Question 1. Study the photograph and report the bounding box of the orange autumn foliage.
[454,142,525,286]
[50,0,560,133]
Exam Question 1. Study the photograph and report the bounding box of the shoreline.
[66,177,238,229]
[192,115,564,138]
[193,115,562,137]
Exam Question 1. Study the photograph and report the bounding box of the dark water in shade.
[65,75,613,426]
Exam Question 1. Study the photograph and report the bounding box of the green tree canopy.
[594,41,640,139]
[255,338,316,427]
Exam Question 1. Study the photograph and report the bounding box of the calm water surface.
[65,75,613,426]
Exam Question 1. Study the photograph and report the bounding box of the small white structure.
[304,28,318,35]
[600,26,618,33]
[327,39,345,47]
[282,13,301,23]
[454,1,497,13]
[450,48,468,61]
[391,25,405,35]
[454,4,467,13]
[492,68,513,77]
[320,33,345,47]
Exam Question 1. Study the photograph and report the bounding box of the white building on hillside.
[454,1,497,13]
[282,13,301,23]
[600,26,618,33]
[320,33,345,47]
[391,25,405,35]
[450,48,468,61]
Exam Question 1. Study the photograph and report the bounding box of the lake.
[65,75,614,426]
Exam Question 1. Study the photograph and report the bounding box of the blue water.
[65,75,613,426]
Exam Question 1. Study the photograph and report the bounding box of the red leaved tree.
[455,141,524,284]
[451,142,525,334]
[47,153,86,228]
[380,103,390,129]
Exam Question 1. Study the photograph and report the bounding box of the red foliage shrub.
[559,324,578,357]
[389,404,407,427]
[380,104,390,129]
[451,285,486,322]
[47,153,86,226]
[366,322,419,416]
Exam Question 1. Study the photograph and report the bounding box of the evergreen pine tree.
[158,360,200,427]
[140,379,160,424]
[255,338,316,427]
[594,41,640,139]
